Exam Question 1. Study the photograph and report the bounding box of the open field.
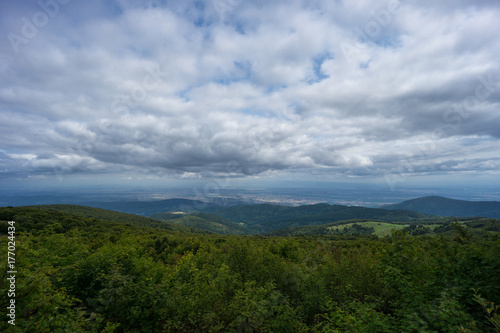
[328,221,454,237]
[327,221,407,237]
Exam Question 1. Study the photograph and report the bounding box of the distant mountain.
[18,199,500,236]
[25,202,433,235]
[151,212,256,235]
[83,198,221,216]
[214,203,431,233]
[29,204,203,233]
[0,205,181,235]
[381,196,500,219]
[0,194,90,207]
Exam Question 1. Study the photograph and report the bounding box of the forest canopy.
[1,206,499,332]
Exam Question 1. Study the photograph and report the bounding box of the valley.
[21,195,500,236]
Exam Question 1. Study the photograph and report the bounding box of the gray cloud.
[0,0,499,186]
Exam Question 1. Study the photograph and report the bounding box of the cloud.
[0,0,499,186]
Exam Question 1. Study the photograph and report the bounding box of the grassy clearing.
[328,221,408,237]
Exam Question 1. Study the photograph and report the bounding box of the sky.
[1,0,499,194]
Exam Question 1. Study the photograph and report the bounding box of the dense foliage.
[80,199,221,216]
[1,206,499,332]
[25,205,199,233]
[215,203,431,233]
[265,217,499,237]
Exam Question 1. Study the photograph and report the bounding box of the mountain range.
[381,196,500,219]
[4,195,498,235]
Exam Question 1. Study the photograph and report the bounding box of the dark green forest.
[1,206,500,332]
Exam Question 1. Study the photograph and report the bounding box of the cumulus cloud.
[0,0,499,186]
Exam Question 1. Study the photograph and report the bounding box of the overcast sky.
[1,0,499,191]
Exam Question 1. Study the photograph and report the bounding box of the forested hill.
[381,196,500,219]
[22,203,432,235]
[150,212,256,235]
[14,199,500,236]
[22,204,203,233]
[1,205,500,332]
[21,204,254,235]
[214,203,431,233]
[83,198,221,216]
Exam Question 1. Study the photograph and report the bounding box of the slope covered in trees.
[1,205,500,332]
[265,217,500,237]
[84,198,221,216]
[22,203,500,237]
[25,204,201,233]
[214,203,432,233]
[381,196,500,219]
[151,212,256,235]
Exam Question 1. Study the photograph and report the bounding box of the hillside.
[28,204,255,235]
[27,204,203,233]
[1,205,500,332]
[214,203,432,233]
[84,198,222,216]
[265,217,500,237]
[0,206,154,235]
[19,200,500,237]
[151,212,256,235]
[381,196,500,219]
[30,202,434,235]
[265,220,407,237]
